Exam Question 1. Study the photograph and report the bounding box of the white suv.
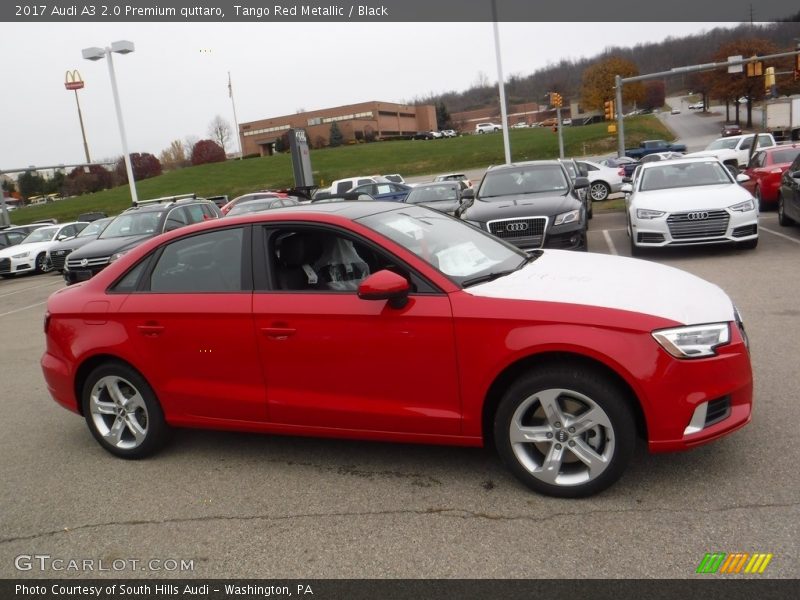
[475,122,501,134]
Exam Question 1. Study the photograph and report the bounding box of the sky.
[1,21,729,171]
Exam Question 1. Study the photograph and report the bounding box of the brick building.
[239,101,437,156]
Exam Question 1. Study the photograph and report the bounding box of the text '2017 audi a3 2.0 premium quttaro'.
[41,202,753,497]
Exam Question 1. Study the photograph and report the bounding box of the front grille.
[49,249,71,271]
[66,256,110,269]
[705,396,731,427]
[487,217,547,248]
[732,224,757,238]
[637,232,665,243]
[0,258,9,274]
[667,210,729,240]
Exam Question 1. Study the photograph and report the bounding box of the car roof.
[639,156,723,169]
[487,160,562,171]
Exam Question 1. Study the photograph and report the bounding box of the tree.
[329,122,344,147]
[191,139,226,165]
[581,56,645,112]
[115,153,163,183]
[435,101,452,130]
[17,171,46,200]
[707,38,778,127]
[208,115,232,154]
[642,80,666,110]
[160,139,188,170]
[64,165,114,196]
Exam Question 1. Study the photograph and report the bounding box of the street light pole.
[73,89,91,164]
[82,40,138,205]
[491,0,511,164]
[64,70,91,163]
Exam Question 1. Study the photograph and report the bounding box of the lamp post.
[64,70,91,164]
[81,40,138,205]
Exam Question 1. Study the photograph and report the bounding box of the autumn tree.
[707,38,778,127]
[642,80,666,110]
[191,139,226,165]
[115,153,163,183]
[64,165,114,196]
[581,56,645,112]
[208,115,232,154]
[160,139,188,170]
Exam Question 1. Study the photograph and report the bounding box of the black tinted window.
[149,228,244,292]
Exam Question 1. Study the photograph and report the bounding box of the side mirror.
[574,176,590,189]
[460,188,475,202]
[56,234,68,241]
[735,173,750,183]
[357,270,410,309]
[792,171,800,180]
[620,183,633,194]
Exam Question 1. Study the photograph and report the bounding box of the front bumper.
[0,256,35,276]
[631,208,758,247]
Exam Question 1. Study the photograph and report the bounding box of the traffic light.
[604,100,615,121]
[746,57,763,77]
[549,92,563,108]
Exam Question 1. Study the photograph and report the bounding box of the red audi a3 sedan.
[41,202,753,497]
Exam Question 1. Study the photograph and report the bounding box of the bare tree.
[159,139,188,171]
[208,115,232,155]
[184,134,200,154]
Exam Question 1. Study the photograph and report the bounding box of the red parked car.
[742,144,800,208]
[41,203,753,498]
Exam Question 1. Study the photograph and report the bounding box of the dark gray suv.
[64,194,221,284]
[456,161,590,251]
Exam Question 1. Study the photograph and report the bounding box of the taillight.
[618,168,625,176]
[44,311,51,334]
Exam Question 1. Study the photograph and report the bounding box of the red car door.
[118,227,267,423]
[252,225,462,436]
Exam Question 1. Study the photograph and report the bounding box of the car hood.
[464,194,580,222]
[48,235,100,253]
[419,199,460,215]
[465,250,734,326]
[686,149,738,160]
[632,183,753,212]
[68,234,152,259]
[0,240,53,258]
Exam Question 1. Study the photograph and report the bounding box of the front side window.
[149,228,244,293]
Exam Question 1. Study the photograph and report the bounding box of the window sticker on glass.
[385,216,424,240]
[435,241,501,277]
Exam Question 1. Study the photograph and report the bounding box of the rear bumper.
[41,351,80,414]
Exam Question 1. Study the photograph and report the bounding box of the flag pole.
[228,71,243,160]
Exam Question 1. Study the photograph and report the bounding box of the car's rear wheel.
[494,366,635,498]
[82,362,170,459]
[778,194,793,226]
[589,181,610,202]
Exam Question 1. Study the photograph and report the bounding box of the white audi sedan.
[0,222,88,277]
[623,157,758,255]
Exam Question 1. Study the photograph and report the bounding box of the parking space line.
[0,300,47,318]
[0,279,62,299]
[602,230,618,255]
[760,226,800,245]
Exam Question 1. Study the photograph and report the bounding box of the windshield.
[639,161,733,191]
[479,165,568,198]
[405,184,458,204]
[228,199,279,215]
[358,206,526,287]
[706,138,739,151]
[78,218,112,237]
[100,211,164,238]
[21,227,58,244]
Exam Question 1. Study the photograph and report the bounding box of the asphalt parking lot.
[0,210,798,579]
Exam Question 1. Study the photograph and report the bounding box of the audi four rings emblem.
[505,222,529,232]
[687,212,709,220]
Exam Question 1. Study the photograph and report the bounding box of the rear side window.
[149,228,244,293]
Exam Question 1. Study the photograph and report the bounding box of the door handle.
[261,327,296,339]
[137,324,164,337]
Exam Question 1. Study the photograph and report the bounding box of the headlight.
[636,208,666,219]
[109,251,128,263]
[12,251,30,259]
[729,199,755,212]
[652,323,730,358]
[554,209,580,226]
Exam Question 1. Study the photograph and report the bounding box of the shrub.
[191,139,226,165]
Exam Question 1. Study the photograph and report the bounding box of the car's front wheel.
[82,361,170,459]
[494,366,635,498]
[35,253,51,274]
[589,181,610,201]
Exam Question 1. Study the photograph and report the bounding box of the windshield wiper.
[462,253,540,287]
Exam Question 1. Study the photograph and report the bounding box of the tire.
[81,361,171,459]
[754,186,764,211]
[493,366,636,498]
[626,217,642,257]
[589,181,610,202]
[778,194,793,226]
[35,253,51,274]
